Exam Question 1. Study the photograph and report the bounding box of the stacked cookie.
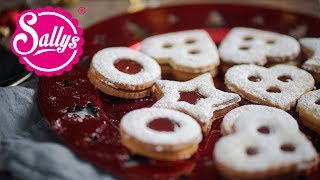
[88,47,161,99]
[219,27,301,72]
[140,30,220,81]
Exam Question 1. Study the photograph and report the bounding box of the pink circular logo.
[11,7,84,76]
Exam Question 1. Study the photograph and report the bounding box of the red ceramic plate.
[39,3,320,179]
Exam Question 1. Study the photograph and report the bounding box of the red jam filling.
[114,59,142,74]
[178,91,205,105]
[147,118,179,132]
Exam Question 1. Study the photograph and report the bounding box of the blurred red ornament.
[0,8,21,32]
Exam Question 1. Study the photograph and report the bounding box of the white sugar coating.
[91,47,161,88]
[214,105,318,174]
[153,73,241,126]
[225,64,315,110]
[222,105,298,134]
[297,89,320,120]
[140,30,219,72]
[120,108,202,151]
[300,38,320,73]
[219,27,300,65]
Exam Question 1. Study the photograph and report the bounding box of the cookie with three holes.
[214,105,319,179]
[140,30,219,81]
[225,64,315,111]
[219,27,301,72]
[88,47,161,99]
[297,89,320,134]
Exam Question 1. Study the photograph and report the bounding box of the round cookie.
[88,47,161,99]
[120,108,202,161]
[297,89,320,134]
[214,105,319,179]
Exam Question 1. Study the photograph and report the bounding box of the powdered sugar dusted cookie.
[140,30,219,81]
[225,64,314,110]
[297,90,320,134]
[300,38,320,82]
[153,73,241,134]
[214,105,318,179]
[88,47,161,99]
[219,27,300,67]
[120,108,202,161]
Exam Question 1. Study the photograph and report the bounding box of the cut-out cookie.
[219,27,300,70]
[120,108,202,161]
[214,105,319,179]
[300,38,320,82]
[153,73,241,134]
[225,64,314,110]
[297,89,320,134]
[140,30,219,81]
[88,47,161,99]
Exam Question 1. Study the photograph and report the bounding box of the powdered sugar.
[91,47,161,88]
[153,73,241,127]
[225,64,314,110]
[140,30,219,73]
[120,108,202,151]
[214,105,318,176]
[219,27,300,65]
[297,89,320,120]
[300,38,320,73]
[222,105,298,134]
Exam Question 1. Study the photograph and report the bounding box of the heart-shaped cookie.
[214,105,318,179]
[140,30,219,80]
[225,64,315,110]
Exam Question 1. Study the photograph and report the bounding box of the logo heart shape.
[225,64,314,110]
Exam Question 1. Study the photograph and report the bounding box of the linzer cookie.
[88,47,161,99]
[140,30,219,81]
[225,64,314,110]
[120,108,202,161]
[300,38,320,82]
[219,27,300,71]
[297,90,320,134]
[153,73,241,134]
[214,105,319,179]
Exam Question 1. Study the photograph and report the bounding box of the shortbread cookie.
[140,30,220,81]
[300,38,320,82]
[297,90,320,134]
[225,64,314,110]
[214,105,319,179]
[88,47,161,99]
[153,73,241,134]
[120,108,202,161]
[219,27,300,71]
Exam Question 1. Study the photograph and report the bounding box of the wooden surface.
[67,0,320,28]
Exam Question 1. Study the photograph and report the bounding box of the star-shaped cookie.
[152,73,241,134]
